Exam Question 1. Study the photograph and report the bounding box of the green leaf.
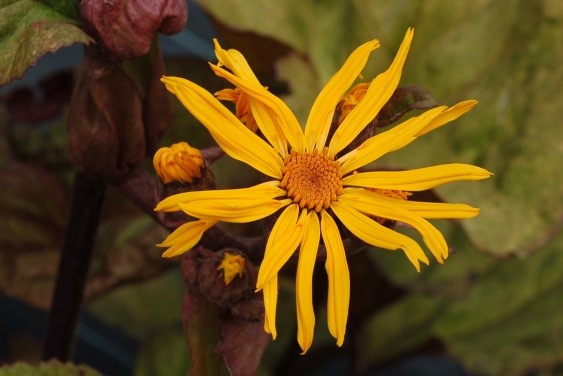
[432,230,563,375]
[0,0,92,86]
[87,269,184,340]
[356,295,446,370]
[386,0,563,258]
[0,361,101,376]
[135,329,190,376]
[0,162,67,309]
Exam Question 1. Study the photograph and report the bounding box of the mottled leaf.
[0,162,67,309]
[356,295,445,371]
[0,0,92,86]
[0,360,101,376]
[432,230,563,375]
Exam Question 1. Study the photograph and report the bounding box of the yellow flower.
[153,142,204,183]
[217,252,246,285]
[155,28,492,353]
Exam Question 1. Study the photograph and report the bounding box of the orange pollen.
[280,148,343,212]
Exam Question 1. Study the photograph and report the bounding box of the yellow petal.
[331,201,429,270]
[214,40,288,155]
[256,205,307,290]
[414,100,478,138]
[304,40,380,151]
[342,164,493,191]
[210,64,305,152]
[155,182,285,212]
[158,219,217,258]
[178,199,290,223]
[328,28,414,156]
[340,193,448,262]
[213,39,262,85]
[249,100,288,155]
[342,188,480,219]
[263,276,278,339]
[339,106,446,174]
[385,100,479,154]
[296,211,320,354]
[320,211,350,346]
[161,76,284,178]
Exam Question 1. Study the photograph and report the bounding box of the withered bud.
[68,46,145,181]
[68,45,170,181]
[80,0,188,59]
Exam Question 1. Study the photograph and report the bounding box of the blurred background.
[0,0,561,375]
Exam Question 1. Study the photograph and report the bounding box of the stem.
[42,172,106,361]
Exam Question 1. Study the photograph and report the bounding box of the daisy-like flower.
[156,28,492,353]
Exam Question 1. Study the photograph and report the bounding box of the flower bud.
[152,143,216,228]
[153,142,204,184]
[80,0,188,59]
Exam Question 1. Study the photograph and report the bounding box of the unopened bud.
[153,142,204,184]
[80,0,188,59]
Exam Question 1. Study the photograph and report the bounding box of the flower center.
[280,148,343,212]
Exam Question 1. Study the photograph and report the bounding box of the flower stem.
[42,172,106,360]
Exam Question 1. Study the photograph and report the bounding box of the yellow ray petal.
[385,100,479,154]
[213,40,287,155]
[296,211,320,354]
[331,201,428,270]
[343,188,480,219]
[342,164,493,191]
[178,198,290,223]
[213,39,262,85]
[155,182,285,212]
[339,106,446,174]
[158,219,217,258]
[263,276,278,339]
[328,28,414,156]
[415,100,478,138]
[256,205,307,290]
[304,40,380,151]
[249,99,288,156]
[320,211,350,346]
[340,193,448,262]
[210,64,305,152]
[161,76,283,178]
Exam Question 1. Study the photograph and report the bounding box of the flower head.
[153,141,204,184]
[155,28,492,353]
